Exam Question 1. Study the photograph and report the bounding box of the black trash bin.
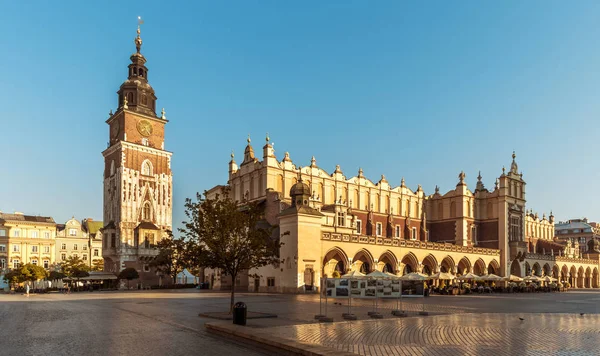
[232,302,247,326]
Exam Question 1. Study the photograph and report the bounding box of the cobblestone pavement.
[0,290,272,356]
[2,289,599,355]
[265,313,600,356]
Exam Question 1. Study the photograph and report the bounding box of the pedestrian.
[26,284,30,297]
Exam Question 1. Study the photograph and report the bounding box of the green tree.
[180,188,282,312]
[149,233,190,285]
[60,256,91,277]
[91,259,104,272]
[118,267,139,289]
[48,271,66,280]
[3,269,25,289]
[20,263,47,282]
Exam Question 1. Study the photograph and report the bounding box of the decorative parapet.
[556,256,598,265]
[523,253,555,261]
[321,232,500,256]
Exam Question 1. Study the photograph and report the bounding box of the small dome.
[290,180,310,197]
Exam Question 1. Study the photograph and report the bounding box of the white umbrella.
[480,274,503,281]
[384,272,399,278]
[399,272,429,281]
[428,272,455,280]
[457,272,482,281]
[503,274,523,282]
[367,270,392,278]
[341,270,366,278]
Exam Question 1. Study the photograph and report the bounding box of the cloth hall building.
[205,137,600,293]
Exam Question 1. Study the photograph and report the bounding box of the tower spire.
[135,16,144,53]
[117,16,157,117]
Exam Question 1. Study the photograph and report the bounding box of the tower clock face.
[137,120,153,137]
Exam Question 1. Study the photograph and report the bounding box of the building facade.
[205,137,600,292]
[555,218,600,255]
[56,217,103,269]
[0,212,57,271]
[101,23,173,285]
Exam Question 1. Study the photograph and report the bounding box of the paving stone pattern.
[266,313,600,356]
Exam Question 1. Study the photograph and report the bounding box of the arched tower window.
[141,160,152,176]
[127,92,134,105]
[143,201,151,221]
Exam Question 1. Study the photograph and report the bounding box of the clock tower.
[102,21,173,284]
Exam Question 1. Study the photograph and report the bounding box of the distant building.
[56,217,103,269]
[0,212,57,271]
[555,218,600,255]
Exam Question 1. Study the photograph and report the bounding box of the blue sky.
[1,1,599,230]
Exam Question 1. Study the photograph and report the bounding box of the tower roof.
[117,17,158,118]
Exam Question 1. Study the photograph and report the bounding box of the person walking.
[25,284,30,297]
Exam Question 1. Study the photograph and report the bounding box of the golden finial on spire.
[265,132,270,143]
[247,134,251,144]
[135,16,144,53]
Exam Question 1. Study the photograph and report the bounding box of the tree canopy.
[60,256,91,277]
[180,188,281,311]
[118,267,139,289]
[92,259,104,272]
[149,233,192,284]
[3,264,47,286]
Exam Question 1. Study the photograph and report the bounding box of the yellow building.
[56,217,103,269]
[204,137,600,292]
[0,212,57,271]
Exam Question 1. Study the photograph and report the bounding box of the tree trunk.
[229,271,236,313]
[230,286,235,313]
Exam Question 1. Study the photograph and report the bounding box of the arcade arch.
[440,256,456,274]
[322,247,348,277]
[457,257,472,275]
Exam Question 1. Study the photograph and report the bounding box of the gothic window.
[395,225,401,238]
[510,216,521,242]
[142,94,147,105]
[356,220,362,234]
[127,92,134,104]
[139,69,144,77]
[133,67,138,75]
[141,160,152,176]
[143,201,151,221]
[450,201,456,218]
